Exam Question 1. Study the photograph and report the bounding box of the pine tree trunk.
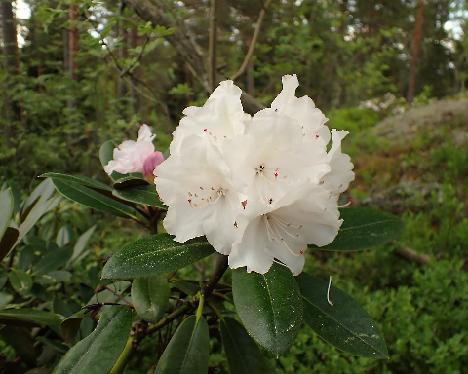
[1,0,21,121]
[407,0,424,103]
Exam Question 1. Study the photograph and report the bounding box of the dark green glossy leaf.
[232,264,303,355]
[53,305,133,374]
[40,173,112,192]
[50,178,139,219]
[313,207,403,251]
[298,273,388,358]
[155,315,209,374]
[101,234,214,280]
[0,308,63,331]
[0,188,14,240]
[113,175,147,189]
[0,227,19,261]
[99,140,126,181]
[131,276,170,322]
[220,317,272,373]
[113,184,167,209]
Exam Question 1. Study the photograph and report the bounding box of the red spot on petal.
[315,134,320,139]
[188,199,192,204]
[241,200,248,209]
[203,128,208,132]
[299,249,304,255]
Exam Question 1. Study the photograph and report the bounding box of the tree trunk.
[1,0,21,121]
[407,0,424,103]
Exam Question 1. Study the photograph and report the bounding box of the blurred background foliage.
[0,0,467,372]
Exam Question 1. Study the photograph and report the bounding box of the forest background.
[0,0,467,372]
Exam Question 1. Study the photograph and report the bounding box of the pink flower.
[104,124,164,178]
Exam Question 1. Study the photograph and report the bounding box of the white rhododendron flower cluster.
[155,75,354,275]
[104,124,164,178]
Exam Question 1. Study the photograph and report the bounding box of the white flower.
[169,81,250,155]
[322,130,355,195]
[228,185,341,275]
[271,74,331,145]
[104,124,164,178]
[223,109,330,207]
[155,76,354,275]
[156,135,244,254]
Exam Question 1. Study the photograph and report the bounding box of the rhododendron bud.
[142,151,164,179]
[104,124,163,178]
[155,76,354,275]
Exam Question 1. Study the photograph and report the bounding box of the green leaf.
[18,179,60,242]
[232,264,303,355]
[155,315,209,374]
[298,273,388,358]
[0,188,14,240]
[220,317,272,373]
[0,292,13,307]
[113,175,147,189]
[56,225,72,247]
[69,225,96,264]
[101,234,214,280]
[40,173,112,192]
[99,140,126,181]
[20,178,55,221]
[0,227,19,261]
[53,305,133,374]
[131,276,170,322]
[0,308,63,331]
[9,269,33,294]
[314,207,403,251]
[60,310,87,344]
[113,184,167,209]
[34,244,72,276]
[50,178,139,219]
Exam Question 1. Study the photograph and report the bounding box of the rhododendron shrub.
[36,75,402,373]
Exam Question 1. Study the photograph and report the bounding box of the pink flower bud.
[143,151,164,178]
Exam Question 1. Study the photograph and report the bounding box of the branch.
[202,254,228,297]
[231,0,272,81]
[120,36,150,77]
[124,0,264,114]
[394,246,432,265]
